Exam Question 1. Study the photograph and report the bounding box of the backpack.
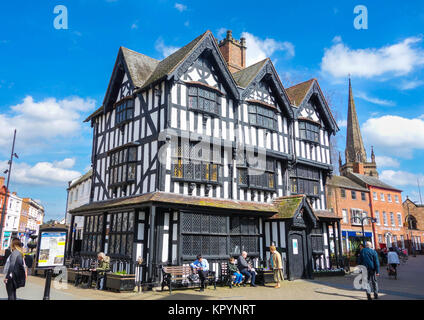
[14,254,27,289]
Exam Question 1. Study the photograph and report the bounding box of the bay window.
[299,121,320,143]
[188,85,219,115]
[115,99,134,126]
[248,104,278,131]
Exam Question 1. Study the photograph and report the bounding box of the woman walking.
[270,246,284,288]
[3,238,27,300]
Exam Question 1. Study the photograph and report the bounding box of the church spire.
[345,77,367,163]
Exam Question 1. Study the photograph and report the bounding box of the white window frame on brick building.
[342,209,348,224]
[390,212,395,227]
[397,212,402,227]
[383,211,388,226]
[375,211,380,225]
[380,193,385,201]
[388,194,392,202]
[373,192,378,201]
[395,195,399,203]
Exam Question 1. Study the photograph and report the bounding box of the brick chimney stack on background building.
[218,30,246,73]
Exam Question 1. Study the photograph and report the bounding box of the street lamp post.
[0,130,18,251]
[351,215,377,246]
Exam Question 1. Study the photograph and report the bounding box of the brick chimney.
[353,162,365,175]
[218,30,246,73]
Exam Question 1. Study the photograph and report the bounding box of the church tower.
[340,78,379,177]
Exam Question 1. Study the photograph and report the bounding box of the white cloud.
[241,32,295,66]
[54,158,76,169]
[131,23,138,30]
[1,159,81,186]
[362,114,424,158]
[0,96,96,155]
[400,79,424,90]
[321,36,424,78]
[337,119,347,127]
[217,28,227,39]
[355,91,395,106]
[380,170,424,187]
[375,156,400,168]
[155,38,180,58]
[174,3,187,12]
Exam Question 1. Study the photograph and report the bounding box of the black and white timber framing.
[69,31,342,283]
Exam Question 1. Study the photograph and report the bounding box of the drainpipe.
[368,185,377,248]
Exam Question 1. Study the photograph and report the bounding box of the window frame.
[171,139,222,185]
[290,165,320,198]
[187,85,220,117]
[298,120,320,144]
[109,146,137,188]
[248,103,278,132]
[238,158,276,191]
[107,211,135,259]
[115,99,135,126]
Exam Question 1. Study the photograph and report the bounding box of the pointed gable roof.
[120,47,159,88]
[236,58,293,118]
[286,78,338,134]
[345,78,367,163]
[232,58,269,88]
[285,79,315,107]
[270,195,317,226]
[138,31,208,90]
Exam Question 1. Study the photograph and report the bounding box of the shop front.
[342,230,373,254]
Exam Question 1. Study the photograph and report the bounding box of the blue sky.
[1,0,424,220]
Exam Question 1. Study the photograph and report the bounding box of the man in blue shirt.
[358,241,380,300]
[190,254,209,292]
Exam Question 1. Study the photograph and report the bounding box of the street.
[1,255,424,300]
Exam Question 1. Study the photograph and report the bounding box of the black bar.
[43,269,53,300]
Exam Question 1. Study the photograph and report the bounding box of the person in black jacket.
[3,238,26,300]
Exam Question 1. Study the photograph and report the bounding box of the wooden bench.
[161,265,216,293]
[220,262,245,288]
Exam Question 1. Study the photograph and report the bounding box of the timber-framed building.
[69,30,342,282]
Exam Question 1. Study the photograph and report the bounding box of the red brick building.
[402,199,424,252]
[326,175,373,253]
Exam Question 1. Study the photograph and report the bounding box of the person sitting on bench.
[190,254,209,292]
[237,251,256,287]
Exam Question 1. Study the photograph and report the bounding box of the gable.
[168,31,240,100]
[294,80,338,134]
[240,60,293,119]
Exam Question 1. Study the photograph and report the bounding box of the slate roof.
[69,191,277,214]
[232,58,269,88]
[326,175,369,192]
[121,47,159,88]
[68,169,92,189]
[136,31,209,92]
[348,172,402,192]
[285,79,315,106]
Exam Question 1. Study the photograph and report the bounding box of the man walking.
[358,241,380,300]
[237,251,256,287]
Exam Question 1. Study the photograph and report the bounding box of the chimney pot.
[218,30,246,73]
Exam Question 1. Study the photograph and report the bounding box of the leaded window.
[115,99,134,125]
[188,86,219,115]
[237,157,276,191]
[248,104,277,131]
[351,209,362,226]
[171,139,221,184]
[82,214,104,255]
[108,211,135,258]
[290,165,320,197]
[299,121,320,143]
[109,147,137,186]
[180,212,260,259]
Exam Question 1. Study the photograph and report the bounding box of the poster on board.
[37,230,67,268]
[292,239,298,255]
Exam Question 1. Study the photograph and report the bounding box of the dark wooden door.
[289,233,305,279]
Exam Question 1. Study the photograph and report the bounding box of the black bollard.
[43,269,53,300]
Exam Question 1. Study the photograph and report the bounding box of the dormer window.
[115,99,134,126]
[109,146,137,187]
[188,86,219,116]
[248,104,277,131]
[299,120,320,143]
